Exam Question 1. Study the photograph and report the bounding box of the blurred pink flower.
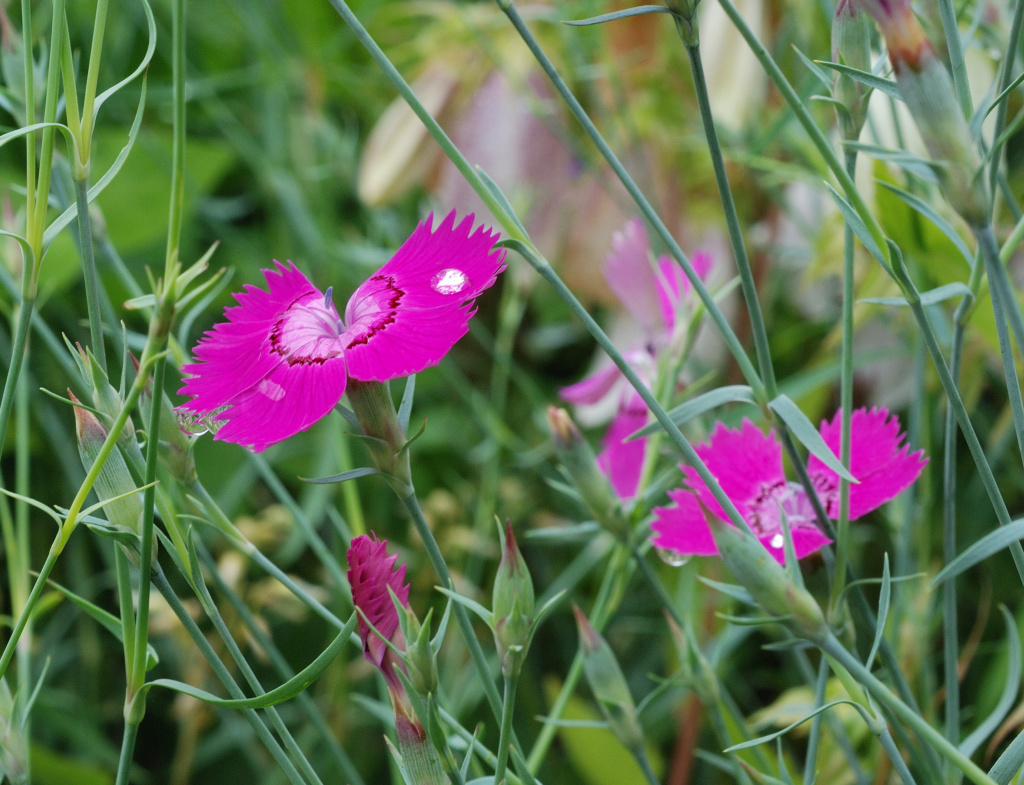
[650,407,927,563]
[561,218,711,498]
[346,533,410,695]
[177,211,505,451]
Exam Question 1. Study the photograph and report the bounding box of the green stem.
[497,0,765,397]
[634,748,660,785]
[193,542,366,785]
[935,0,973,120]
[74,176,106,371]
[80,0,110,147]
[830,151,858,613]
[712,0,887,262]
[0,543,60,682]
[685,41,776,395]
[115,546,137,683]
[494,673,519,785]
[166,0,186,270]
[820,634,997,785]
[151,567,310,785]
[114,717,141,785]
[987,0,1024,197]
[0,303,36,473]
[21,0,35,222]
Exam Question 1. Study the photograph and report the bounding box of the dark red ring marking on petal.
[269,294,345,366]
[345,274,405,348]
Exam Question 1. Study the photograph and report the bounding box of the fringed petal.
[342,211,506,381]
[808,406,927,519]
[596,402,648,499]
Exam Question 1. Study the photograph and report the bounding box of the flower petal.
[597,401,648,499]
[346,534,410,682]
[696,419,786,513]
[178,261,319,415]
[209,356,348,452]
[603,218,664,333]
[808,407,927,519]
[560,362,624,406]
[341,211,506,381]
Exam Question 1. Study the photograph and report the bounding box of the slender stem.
[634,748,660,785]
[21,0,35,223]
[494,673,519,785]
[988,0,1024,197]
[74,176,106,371]
[0,543,60,681]
[115,547,137,683]
[165,0,186,270]
[685,41,776,396]
[80,0,110,146]
[194,542,366,785]
[712,0,888,263]
[0,303,36,474]
[114,717,141,785]
[935,0,973,120]
[497,0,765,398]
[830,151,858,612]
[820,634,998,785]
[878,725,919,785]
[151,567,311,785]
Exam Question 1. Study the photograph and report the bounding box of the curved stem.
[820,634,997,785]
[74,176,106,371]
[114,717,141,785]
[685,41,776,396]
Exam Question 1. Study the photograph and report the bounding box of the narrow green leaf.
[93,0,157,114]
[815,60,901,100]
[43,75,149,250]
[398,374,416,433]
[697,576,755,605]
[790,45,832,90]
[825,184,890,273]
[867,554,891,668]
[769,394,857,482]
[931,519,1024,586]
[844,141,939,182]
[563,5,672,26]
[435,587,494,626]
[877,181,974,264]
[145,612,358,709]
[860,282,972,307]
[631,385,757,439]
[726,700,873,751]
[476,166,529,237]
[960,606,1021,758]
[45,579,160,671]
[300,467,382,484]
[989,729,1024,783]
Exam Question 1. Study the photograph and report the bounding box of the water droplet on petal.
[431,268,470,295]
[656,547,691,567]
[769,533,785,549]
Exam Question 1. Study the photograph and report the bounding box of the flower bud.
[854,0,989,224]
[0,678,27,785]
[71,391,143,537]
[492,521,536,677]
[396,603,439,698]
[704,504,828,641]
[346,380,412,488]
[574,606,645,753]
[137,356,197,485]
[547,407,630,538]
[831,0,872,140]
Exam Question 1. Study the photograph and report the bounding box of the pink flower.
[346,533,410,695]
[560,218,712,499]
[650,407,927,563]
[177,211,506,451]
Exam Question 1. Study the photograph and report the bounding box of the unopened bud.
[547,407,629,538]
[71,391,142,537]
[704,505,828,641]
[574,605,645,753]
[854,0,989,224]
[492,521,535,676]
[831,0,872,140]
[137,355,197,485]
[395,603,438,698]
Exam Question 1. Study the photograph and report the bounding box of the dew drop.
[656,547,691,567]
[769,533,785,549]
[431,268,470,295]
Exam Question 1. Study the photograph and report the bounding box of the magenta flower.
[177,211,506,451]
[561,218,712,499]
[346,533,410,695]
[650,407,927,563]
